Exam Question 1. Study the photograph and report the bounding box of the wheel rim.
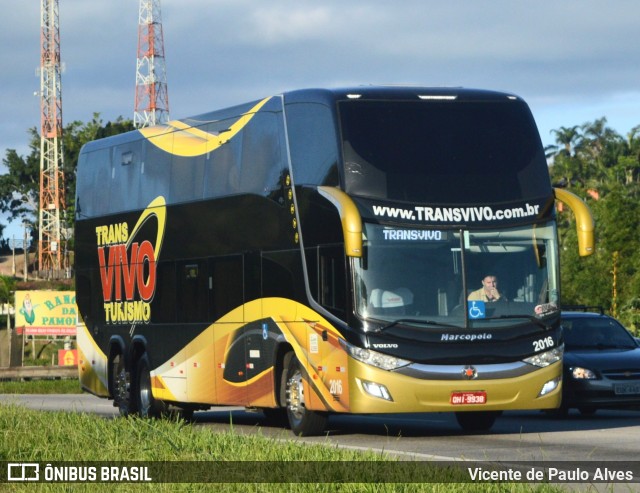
[113,357,129,405]
[286,369,305,420]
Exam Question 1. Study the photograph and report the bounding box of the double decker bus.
[75,87,594,435]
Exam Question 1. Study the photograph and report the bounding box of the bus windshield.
[353,221,559,329]
[339,99,549,203]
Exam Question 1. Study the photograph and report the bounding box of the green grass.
[0,378,81,394]
[0,403,576,493]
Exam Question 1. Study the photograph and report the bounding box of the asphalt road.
[2,393,639,464]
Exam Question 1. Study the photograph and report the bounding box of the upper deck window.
[339,99,550,203]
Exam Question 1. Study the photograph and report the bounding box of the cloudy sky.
[1,0,640,234]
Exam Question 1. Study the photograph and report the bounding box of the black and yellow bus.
[75,87,594,435]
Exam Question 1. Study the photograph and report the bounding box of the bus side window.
[238,112,285,197]
[152,261,177,323]
[141,138,172,205]
[319,246,346,317]
[170,153,205,204]
[209,255,244,322]
[80,148,111,217]
[285,102,340,187]
[158,122,209,204]
[204,142,236,197]
[262,253,295,300]
[304,245,347,317]
[111,142,142,213]
[203,119,243,197]
[177,260,208,323]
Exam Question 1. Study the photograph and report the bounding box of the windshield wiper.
[378,318,462,332]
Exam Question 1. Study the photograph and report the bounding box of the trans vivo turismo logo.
[96,197,166,324]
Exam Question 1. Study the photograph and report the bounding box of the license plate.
[614,383,640,395]
[450,391,487,405]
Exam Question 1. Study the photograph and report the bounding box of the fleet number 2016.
[329,379,343,395]
[533,336,554,352]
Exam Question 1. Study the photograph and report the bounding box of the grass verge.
[0,378,81,394]
[0,403,574,493]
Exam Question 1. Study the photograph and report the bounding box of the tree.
[548,125,582,158]
[0,115,134,245]
[551,118,640,333]
[0,128,41,224]
[579,118,624,181]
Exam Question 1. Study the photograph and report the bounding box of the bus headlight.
[339,339,410,370]
[359,379,393,401]
[538,377,561,396]
[523,344,564,368]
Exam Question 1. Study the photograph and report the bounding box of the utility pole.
[11,237,16,277]
[134,0,170,128]
[23,223,29,282]
[39,0,66,276]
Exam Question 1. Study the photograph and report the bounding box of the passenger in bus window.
[467,275,504,302]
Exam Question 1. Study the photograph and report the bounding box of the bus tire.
[284,352,327,436]
[136,353,166,418]
[179,407,195,422]
[455,411,500,432]
[261,408,288,427]
[112,353,133,416]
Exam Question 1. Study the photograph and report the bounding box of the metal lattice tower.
[134,0,170,128]
[39,0,66,274]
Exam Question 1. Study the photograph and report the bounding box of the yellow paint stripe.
[274,315,348,413]
[246,367,272,384]
[140,97,272,157]
[126,196,167,260]
[152,375,178,401]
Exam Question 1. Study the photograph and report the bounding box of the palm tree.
[549,125,582,157]
[547,126,586,189]
[580,118,623,161]
[578,118,624,188]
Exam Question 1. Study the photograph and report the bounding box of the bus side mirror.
[318,186,363,257]
[554,187,595,257]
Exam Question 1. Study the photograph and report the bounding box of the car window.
[562,316,637,349]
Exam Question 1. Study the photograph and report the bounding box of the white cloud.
[247,6,333,44]
[3,0,640,158]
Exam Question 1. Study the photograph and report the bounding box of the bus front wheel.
[284,352,327,436]
[455,411,501,432]
[136,353,166,418]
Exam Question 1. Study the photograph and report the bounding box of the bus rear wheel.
[136,353,166,418]
[112,353,133,417]
[284,353,327,436]
[455,411,501,432]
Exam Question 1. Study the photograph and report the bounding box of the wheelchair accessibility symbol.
[467,301,486,319]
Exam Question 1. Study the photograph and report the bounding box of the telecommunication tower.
[39,0,66,274]
[134,0,170,128]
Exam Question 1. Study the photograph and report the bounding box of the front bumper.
[346,358,562,413]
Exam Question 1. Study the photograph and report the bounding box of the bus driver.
[468,275,504,303]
